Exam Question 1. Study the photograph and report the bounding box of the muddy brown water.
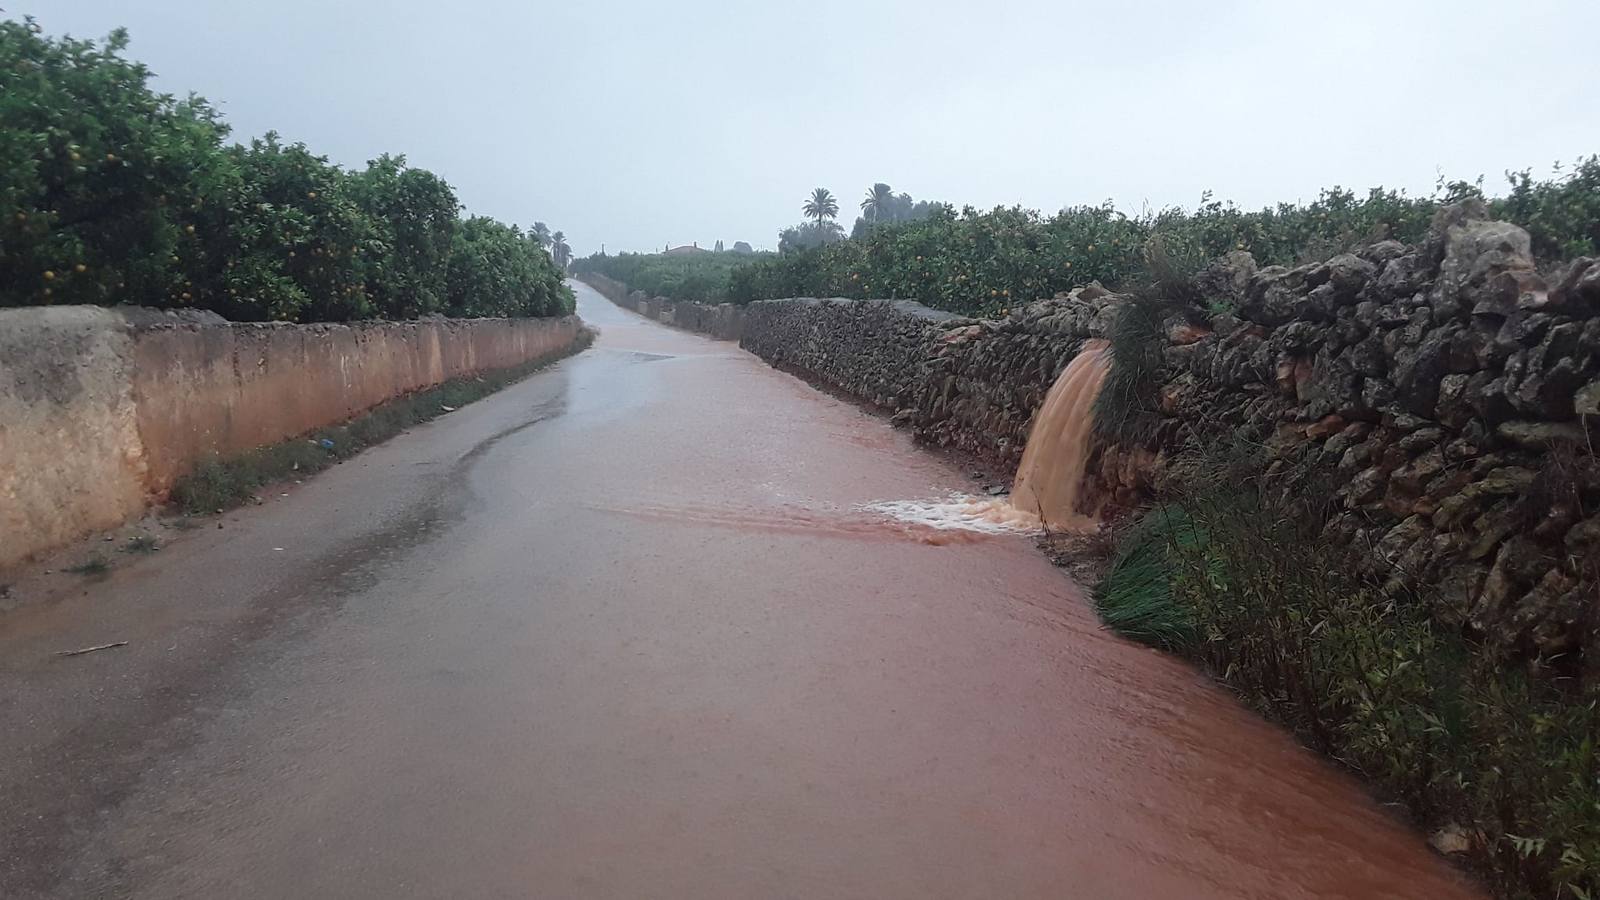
[0,281,1480,898]
[1010,337,1112,530]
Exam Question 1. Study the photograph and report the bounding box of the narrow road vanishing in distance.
[0,282,1480,898]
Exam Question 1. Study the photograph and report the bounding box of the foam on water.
[863,340,1112,538]
[860,494,1044,535]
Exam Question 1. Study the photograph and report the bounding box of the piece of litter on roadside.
[273,547,284,551]
[56,641,128,657]
[440,405,456,412]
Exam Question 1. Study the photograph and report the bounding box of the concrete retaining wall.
[0,308,586,567]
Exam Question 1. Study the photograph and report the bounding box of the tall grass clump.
[1093,292,1171,446]
[1093,504,1202,649]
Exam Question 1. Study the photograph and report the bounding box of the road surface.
[0,282,1480,898]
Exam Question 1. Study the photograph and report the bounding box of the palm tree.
[860,183,895,223]
[802,188,839,226]
[531,221,552,249]
[551,231,571,270]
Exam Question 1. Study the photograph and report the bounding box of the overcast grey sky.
[18,1,1600,256]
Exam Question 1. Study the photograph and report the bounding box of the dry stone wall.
[718,202,1599,662]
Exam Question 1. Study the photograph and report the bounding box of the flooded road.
[0,281,1480,898]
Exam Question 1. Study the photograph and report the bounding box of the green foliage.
[346,153,458,318]
[0,20,230,308]
[852,184,948,238]
[1092,505,1202,649]
[1094,293,1170,445]
[550,231,572,270]
[1100,444,1600,899]
[725,169,1600,315]
[777,221,844,253]
[446,217,574,318]
[572,248,774,304]
[0,19,571,321]
[1493,158,1600,261]
[802,187,839,226]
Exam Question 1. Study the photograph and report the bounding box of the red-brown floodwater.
[0,281,1480,898]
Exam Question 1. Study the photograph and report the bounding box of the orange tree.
[0,20,229,308]
[1,18,570,321]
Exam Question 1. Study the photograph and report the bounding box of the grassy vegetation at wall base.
[1094,458,1600,900]
[170,329,593,514]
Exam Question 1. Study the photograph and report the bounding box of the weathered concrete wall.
[0,308,151,567]
[0,309,586,567]
[581,274,748,341]
[726,203,1600,661]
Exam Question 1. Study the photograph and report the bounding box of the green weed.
[1093,505,1202,649]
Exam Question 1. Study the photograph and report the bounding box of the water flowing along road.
[0,282,1480,899]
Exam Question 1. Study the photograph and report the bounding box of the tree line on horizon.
[0,18,574,321]
[783,183,948,252]
[576,161,1600,316]
[727,164,1600,313]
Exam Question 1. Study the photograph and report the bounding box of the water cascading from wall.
[1008,338,1113,530]
[862,339,1113,536]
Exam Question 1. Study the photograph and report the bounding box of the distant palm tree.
[803,188,839,226]
[551,231,572,270]
[860,183,895,223]
[532,221,552,248]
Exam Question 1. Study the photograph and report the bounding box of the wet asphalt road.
[0,282,1481,898]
